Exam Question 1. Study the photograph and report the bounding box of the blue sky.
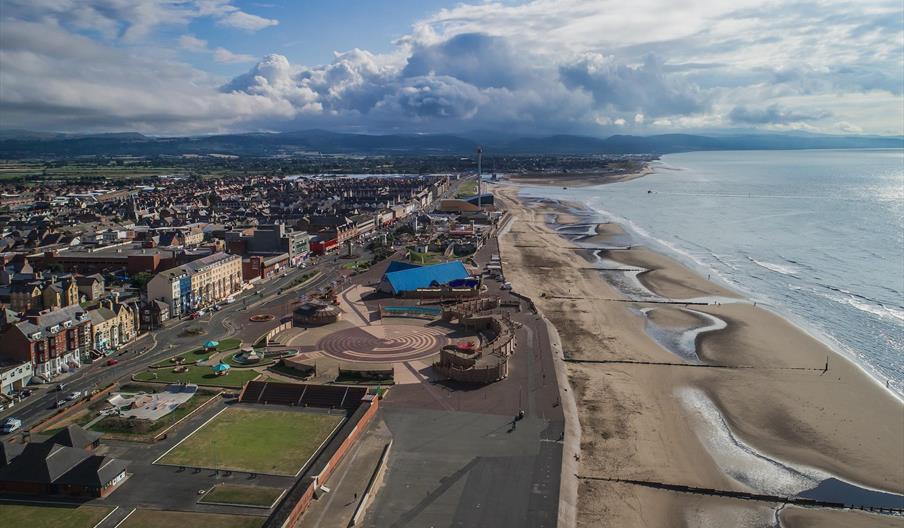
[0,0,901,136]
[173,0,457,75]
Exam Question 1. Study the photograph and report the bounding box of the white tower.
[476,146,483,208]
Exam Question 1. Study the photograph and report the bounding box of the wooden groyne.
[576,476,904,515]
[545,295,710,306]
[564,358,825,372]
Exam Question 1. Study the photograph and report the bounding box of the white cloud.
[180,33,255,63]
[0,0,901,135]
[179,34,209,53]
[213,47,256,64]
[217,11,278,31]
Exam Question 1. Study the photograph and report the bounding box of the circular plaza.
[316,324,450,363]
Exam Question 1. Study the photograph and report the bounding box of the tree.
[131,271,153,290]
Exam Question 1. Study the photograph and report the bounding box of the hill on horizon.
[0,129,901,158]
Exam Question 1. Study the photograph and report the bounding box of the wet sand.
[506,164,654,188]
[494,184,904,527]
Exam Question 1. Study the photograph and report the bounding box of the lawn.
[134,365,259,388]
[157,407,343,476]
[455,178,479,198]
[199,484,285,508]
[0,504,113,528]
[119,510,262,528]
[151,338,242,368]
[408,250,444,264]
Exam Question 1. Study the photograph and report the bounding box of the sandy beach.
[494,184,904,527]
[506,163,655,188]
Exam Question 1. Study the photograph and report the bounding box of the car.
[65,391,83,401]
[55,399,68,408]
[501,282,513,290]
[106,359,119,366]
[225,297,236,304]
[1,418,21,434]
[19,389,32,398]
[56,383,66,392]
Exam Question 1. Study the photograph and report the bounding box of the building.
[87,299,139,353]
[146,252,242,317]
[242,253,289,282]
[379,261,473,296]
[0,361,32,395]
[0,425,127,498]
[42,246,180,274]
[75,274,105,301]
[9,275,79,313]
[0,304,92,378]
[225,224,310,266]
[139,299,170,332]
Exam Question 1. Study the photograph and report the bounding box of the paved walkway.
[297,417,392,528]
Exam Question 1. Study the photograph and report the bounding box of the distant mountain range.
[0,128,901,158]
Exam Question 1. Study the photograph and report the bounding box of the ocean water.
[517,149,904,396]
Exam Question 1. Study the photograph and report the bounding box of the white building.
[146,252,242,317]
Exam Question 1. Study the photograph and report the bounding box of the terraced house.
[146,252,242,317]
[0,304,92,378]
[87,299,139,353]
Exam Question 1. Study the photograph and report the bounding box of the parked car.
[19,389,32,398]
[55,399,68,408]
[501,282,513,290]
[106,359,119,366]
[65,391,83,401]
[1,417,22,434]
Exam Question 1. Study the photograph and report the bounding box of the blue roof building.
[380,261,471,295]
[384,260,421,274]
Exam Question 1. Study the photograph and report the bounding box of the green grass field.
[199,484,285,508]
[455,178,479,198]
[0,504,113,528]
[150,338,242,368]
[119,510,262,528]
[157,407,343,476]
[134,364,259,388]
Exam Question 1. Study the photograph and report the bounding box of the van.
[0,418,21,434]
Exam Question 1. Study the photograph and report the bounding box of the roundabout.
[316,324,450,363]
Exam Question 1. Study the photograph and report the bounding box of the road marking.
[111,508,136,528]
[92,505,119,528]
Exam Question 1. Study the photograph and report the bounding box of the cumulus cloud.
[559,53,706,118]
[0,0,901,135]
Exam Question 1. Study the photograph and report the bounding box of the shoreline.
[504,162,655,188]
[592,202,904,404]
[494,183,904,527]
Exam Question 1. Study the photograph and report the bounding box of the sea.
[516,149,904,397]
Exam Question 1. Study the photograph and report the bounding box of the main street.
[1,256,343,430]
[1,174,470,432]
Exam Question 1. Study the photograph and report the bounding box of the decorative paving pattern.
[317,325,449,363]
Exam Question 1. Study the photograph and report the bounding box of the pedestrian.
[354,493,358,500]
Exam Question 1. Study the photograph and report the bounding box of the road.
[2,174,469,432]
[1,257,344,431]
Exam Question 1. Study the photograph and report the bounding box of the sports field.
[157,407,343,476]
[199,484,285,508]
[119,510,262,528]
[0,504,113,528]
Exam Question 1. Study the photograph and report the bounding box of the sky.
[0,0,902,137]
